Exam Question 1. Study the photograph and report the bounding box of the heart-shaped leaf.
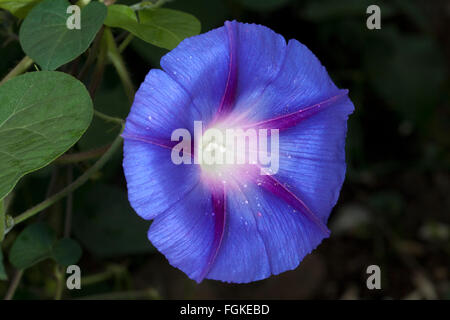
[0,71,93,200]
[104,5,200,50]
[19,0,107,70]
[9,223,55,270]
[9,223,83,269]
[52,238,82,266]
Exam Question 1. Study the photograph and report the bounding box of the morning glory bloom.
[122,21,354,283]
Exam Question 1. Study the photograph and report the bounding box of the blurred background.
[0,0,449,299]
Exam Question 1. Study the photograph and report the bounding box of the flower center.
[199,130,233,178]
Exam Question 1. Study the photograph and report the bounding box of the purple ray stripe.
[121,133,179,151]
[198,184,226,282]
[215,21,239,118]
[256,173,330,236]
[122,133,198,160]
[243,89,349,132]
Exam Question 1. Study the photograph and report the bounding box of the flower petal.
[160,21,287,124]
[275,96,354,223]
[147,182,216,282]
[123,68,200,143]
[123,140,200,220]
[216,21,287,118]
[229,38,342,124]
[160,24,230,123]
[206,180,327,283]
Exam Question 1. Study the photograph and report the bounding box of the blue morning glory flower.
[122,21,354,283]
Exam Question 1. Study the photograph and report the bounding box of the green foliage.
[52,238,82,267]
[73,184,154,258]
[0,71,93,201]
[9,223,55,269]
[104,4,201,50]
[9,223,82,269]
[19,0,106,70]
[0,0,204,300]
[0,0,42,18]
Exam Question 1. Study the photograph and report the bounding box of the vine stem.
[94,110,125,125]
[54,266,64,300]
[88,29,108,98]
[4,270,23,300]
[0,56,33,86]
[81,264,125,286]
[119,33,134,53]
[104,27,135,104]
[77,27,104,80]
[12,128,124,227]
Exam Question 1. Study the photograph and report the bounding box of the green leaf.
[0,0,42,18]
[104,5,201,50]
[9,223,55,269]
[19,0,107,70]
[0,71,93,201]
[52,238,82,266]
[73,184,155,258]
[9,223,82,269]
[0,248,7,280]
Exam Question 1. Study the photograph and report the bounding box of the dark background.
[1,0,449,299]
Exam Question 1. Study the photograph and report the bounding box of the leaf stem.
[81,264,125,286]
[119,34,135,53]
[94,110,125,125]
[81,270,115,287]
[88,30,108,98]
[54,266,64,300]
[78,27,105,80]
[4,270,23,300]
[104,27,135,104]
[12,129,124,227]
[0,56,33,86]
